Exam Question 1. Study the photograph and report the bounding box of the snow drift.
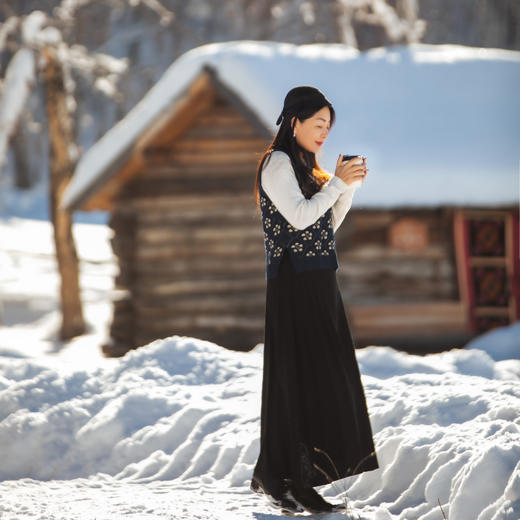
[1,334,519,519]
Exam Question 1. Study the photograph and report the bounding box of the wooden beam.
[349,301,468,336]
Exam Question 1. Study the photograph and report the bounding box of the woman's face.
[291,106,331,155]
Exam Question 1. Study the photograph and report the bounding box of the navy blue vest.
[259,178,339,280]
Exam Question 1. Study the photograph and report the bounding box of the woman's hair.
[254,85,336,210]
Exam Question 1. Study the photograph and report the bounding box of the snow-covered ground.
[0,216,519,520]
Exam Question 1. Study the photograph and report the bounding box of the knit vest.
[259,177,339,280]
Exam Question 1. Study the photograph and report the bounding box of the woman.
[250,86,380,515]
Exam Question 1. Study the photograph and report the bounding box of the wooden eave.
[72,63,272,212]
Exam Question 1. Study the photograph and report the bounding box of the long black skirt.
[252,249,379,494]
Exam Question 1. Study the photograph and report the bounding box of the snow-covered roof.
[61,41,520,210]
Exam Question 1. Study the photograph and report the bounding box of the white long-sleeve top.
[260,150,360,233]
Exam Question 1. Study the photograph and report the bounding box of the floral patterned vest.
[259,180,339,280]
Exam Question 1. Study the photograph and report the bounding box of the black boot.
[250,476,305,514]
[287,483,335,514]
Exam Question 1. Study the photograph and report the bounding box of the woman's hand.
[334,155,368,186]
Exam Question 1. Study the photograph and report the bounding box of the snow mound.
[1,336,519,520]
[464,320,520,361]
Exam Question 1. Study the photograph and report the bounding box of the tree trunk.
[41,46,85,340]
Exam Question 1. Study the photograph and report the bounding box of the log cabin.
[61,42,520,356]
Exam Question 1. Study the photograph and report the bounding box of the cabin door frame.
[453,208,520,335]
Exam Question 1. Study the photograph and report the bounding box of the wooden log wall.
[335,208,459,305]
[104,100,270,356]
